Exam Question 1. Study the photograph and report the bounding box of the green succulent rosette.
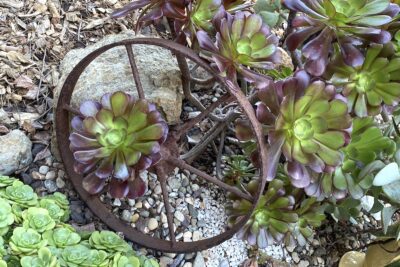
[306,117,395,200]
[88,231,131,253]
[0,176,17,187]
[328,44,400,117]
[10,227,47,255]
[227,179,298,248]
[59,244,90,267]
[342,117,395,171]
[81,249,109,267]
[70,91,168,199]
[196,11,280,84]
[111,252,140,267]
[0,181,38,208]
[284,198,325,246]
[43,227,81,248]
[22,207,56,233]
[0,198,14,236]
[39,199,68,223]
[255,71,351,187]
[223,155,255,185]
[0,260,5,267]
[20,247,59,267]
[284,0,399,76]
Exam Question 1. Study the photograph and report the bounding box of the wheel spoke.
[181,111,239,161]
[125,45,145,99]
[176,93,234,138]
[167,157,253,202]
[63,104,80,116]
[156,167,177,246]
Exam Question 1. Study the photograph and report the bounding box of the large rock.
[54,31,183,123]
[0,130,32,175]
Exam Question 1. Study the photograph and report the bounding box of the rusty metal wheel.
[55,37,268,253]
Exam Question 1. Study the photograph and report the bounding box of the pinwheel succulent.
[284,0,400,76]
[111,253,140,267]
[22,207,56,233]
[70,91,168,198]
[59,248,110,267]
[0,176,17,187]
[20,247,59,267]
[227,179,298,248]
[196,11,280,84]
[0,198,14,236]
[327,44,400,117]
[43,227,81,248]
[0,181,38,207]
[89,231,131,253]
[10,227,47,255]
[256,71,351,187]
[39,198,69,223]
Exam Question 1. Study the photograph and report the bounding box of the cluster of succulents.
[0,175,159,267]
[70,91,168,199]
[104,0,400,250]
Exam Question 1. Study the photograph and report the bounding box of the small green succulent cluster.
[223,155,255,185]
[0,176,159,267]
[227,178,325,248]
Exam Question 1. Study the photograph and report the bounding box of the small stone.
[159,256,174,267]
[32,171,45,180]
[45,170,56,180]
[188,111,201,119]
[183,231,192,242]
[128,199,136,206]
[181,176,190,187]
[140,210,150,217]
[148,218,159,231]
[135,201,143,209]
[44,179,57,192]
[169,178,181,190]
[292,252,300,263]
[183,263,193,267]
[121,210,131,222]
[193,253,206,267]
[0,130,32,175]
[131,213,140,223]
[113,199,122,207]
[56,177,65,188]
[164,253,176,258]
[39,165,49,174]
[192,231,201,241]
[154,185,162,195]
[161,213,168,224]
[219,259,229,267]
[298,260,309,267]
[174,211,185,222]
[191,184,200,191]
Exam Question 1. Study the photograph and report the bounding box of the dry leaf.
[23,87,39,100]
[34,147,51,162]
[84,17,110,30]
[0,0,23,9]
[15,75,35,89]
[6,51,31,64]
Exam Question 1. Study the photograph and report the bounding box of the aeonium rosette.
[69,91,168,199]
[237,71,352,188]
[283,0,400,76]
[196,10,280,86]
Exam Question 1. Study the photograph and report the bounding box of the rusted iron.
[55,38,268,253]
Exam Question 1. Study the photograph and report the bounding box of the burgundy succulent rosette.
[69,91,168,199]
